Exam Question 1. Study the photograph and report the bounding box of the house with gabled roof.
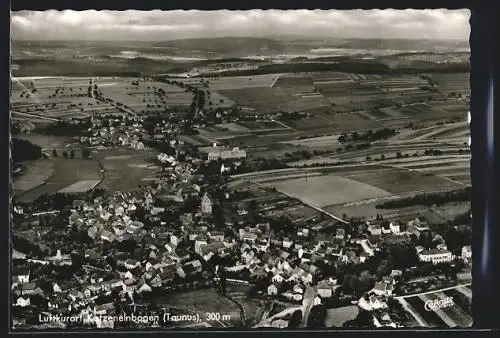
[13,268,30,283]
[100,230,116,242]
[267,282,280,296]
[94,302,115,315]
[372,281,394,297]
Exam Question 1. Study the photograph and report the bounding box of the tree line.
[34,120,92,137]
[12,138,42,163]
[338,128,397,143]
[375,187,471,209]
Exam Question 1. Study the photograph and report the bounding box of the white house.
[170,234,180,247]
[372,282,393,297]
[164,243,176,254]
[124,259,141,270]
[15,269,30,283]
[100,230,116,242]
[368,224,382,236]
[282,238,293,249]
[418,248,453,265]
[359,294,388,311]
[389,222,401,234]
[15,296,30,307]
[272,273,284,283]
[137,283,152,294]
[201,193,213,215]
[267,283,279,296]
[462,245,472,260]
[317,280,335,298]
[53,282,62,293]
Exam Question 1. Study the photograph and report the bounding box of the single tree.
[82,148,90,159]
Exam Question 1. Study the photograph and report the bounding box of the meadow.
[94,148,159,192]
[266,174,393,207]
[15,154,102,202]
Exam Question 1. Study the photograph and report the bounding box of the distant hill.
[154,37,469,55]
[337,38,469,52]
[153,37,311,56]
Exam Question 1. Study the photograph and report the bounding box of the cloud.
[10,9,470,41]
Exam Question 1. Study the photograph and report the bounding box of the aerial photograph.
[10,9,472,330]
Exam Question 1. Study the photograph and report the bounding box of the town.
[11,9,472,331]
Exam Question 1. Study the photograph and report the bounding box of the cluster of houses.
[11,109,474,330]
[80,116,147,149]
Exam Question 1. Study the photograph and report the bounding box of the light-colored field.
[13,159,55,192]
[282,135,341,148]
[104,155,133,160]
[15,134,73,150]
[341,167,463,194]
[325,306,359,327]
[96,149,158,192]
[127,163,156,169]
[186,74,279,90]
[15,156,102,202]
[58,179,101,193]
[252,172,322,183]
[219,86,331,113]
[267,174,392,207]
[216,123,252,133]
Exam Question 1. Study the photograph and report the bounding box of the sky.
[11,9,470,41]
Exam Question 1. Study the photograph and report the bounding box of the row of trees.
[51,148,91,159]
[34,120,92,137]
[338,128,397,143]
[376,187,471,209]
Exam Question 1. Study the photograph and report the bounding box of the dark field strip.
[404,297,446,327]
[444,289,472,317]
[423,292,472,327]
[367,109,391,119]
[274,76,313,87]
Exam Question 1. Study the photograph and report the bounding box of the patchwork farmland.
[95,77,195,113]
[11,77,118,121]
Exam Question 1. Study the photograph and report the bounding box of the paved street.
[300,286,316,327]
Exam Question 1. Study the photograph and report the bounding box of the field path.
[270,75,282,88]
[11,110,60,122]
[456,286,472,299]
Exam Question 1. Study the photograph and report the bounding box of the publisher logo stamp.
[424,297,454,311]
